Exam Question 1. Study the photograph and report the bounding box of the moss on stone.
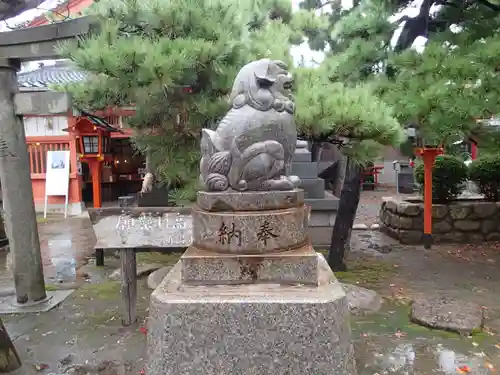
[45,284,58,292]
[335,258,396,288]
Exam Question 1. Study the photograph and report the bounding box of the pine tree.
[379,37,500,146]
[296,0,500,269]
[294,0,404,270]
[378,0,500,147]
[295,65,405,271]
[56,0,300,200]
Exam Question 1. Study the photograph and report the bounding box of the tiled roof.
[17,61,87,89]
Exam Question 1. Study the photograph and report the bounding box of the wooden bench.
[89,207,192,326]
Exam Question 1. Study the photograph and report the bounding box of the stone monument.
[146,59,357,375]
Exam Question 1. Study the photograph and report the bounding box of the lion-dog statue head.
[228,59,295,115]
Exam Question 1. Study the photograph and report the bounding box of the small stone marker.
[410,296,483,334]
[342,283,382,314]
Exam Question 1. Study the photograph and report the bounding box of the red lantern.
[64,114,120,208]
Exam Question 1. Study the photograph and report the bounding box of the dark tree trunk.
[327,158,363,272]
[0,318,21,372]
[311,141,322,162]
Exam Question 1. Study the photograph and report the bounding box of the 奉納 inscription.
[257,220,278,245]
[218,222,242,246]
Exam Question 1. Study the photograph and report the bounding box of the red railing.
[26,137,71,175]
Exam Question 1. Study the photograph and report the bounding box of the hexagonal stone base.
[146,255,357,375]
[192,205,309,254]
[197,189,304,212]
[181,244,319,285]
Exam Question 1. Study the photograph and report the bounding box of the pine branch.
[475,0,500,11]
[0,0,44,21]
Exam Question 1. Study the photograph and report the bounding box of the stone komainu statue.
[199,59,301,192]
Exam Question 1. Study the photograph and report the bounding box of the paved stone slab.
[196,189,304,212]
[181,245,319,285]
[0,290,74,314]
[342,283,382,314]
[410,296,483,333]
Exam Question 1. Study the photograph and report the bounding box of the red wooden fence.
[26,137,71,175]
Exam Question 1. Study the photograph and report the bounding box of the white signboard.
[44,150,71,218]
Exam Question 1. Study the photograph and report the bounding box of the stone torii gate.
[0,17,95,305]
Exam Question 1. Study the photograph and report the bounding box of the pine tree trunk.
[0,62,46,303]
[333,153,348,197]
[327,157,362,272]
[0,318,21,372]
[145,150,154,176]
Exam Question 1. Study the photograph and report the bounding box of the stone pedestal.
[146,189,357,375]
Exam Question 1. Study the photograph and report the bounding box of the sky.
[0,0,426,71]
[0,0,353,71]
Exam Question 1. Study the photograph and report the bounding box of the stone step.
[180,245,319,285]
[292,149,312,162]
[305,191,339,211]
[300,178,325,199]
[291,162,319,178]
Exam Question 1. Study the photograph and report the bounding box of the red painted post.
[89,160,102,208]
[417,147,443,249]
[471,142,477,160]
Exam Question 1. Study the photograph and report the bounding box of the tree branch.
[434,0,461,8]
[475,0,500,11]
[0,0,45,21]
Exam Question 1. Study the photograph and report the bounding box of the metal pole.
[0,59,46,303]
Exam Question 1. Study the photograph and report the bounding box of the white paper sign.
[44,150,71,218]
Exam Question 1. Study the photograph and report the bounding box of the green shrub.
[414,154,468,203]
[469,154,500,201]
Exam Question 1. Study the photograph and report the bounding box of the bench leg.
[120,249,137,326]
[96,249,104,267]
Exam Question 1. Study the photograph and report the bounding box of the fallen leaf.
[394,328,406,338]
[485,362,495,372]
[457,365,471,374]
[484,327,495,336]
[33,363,49,372]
